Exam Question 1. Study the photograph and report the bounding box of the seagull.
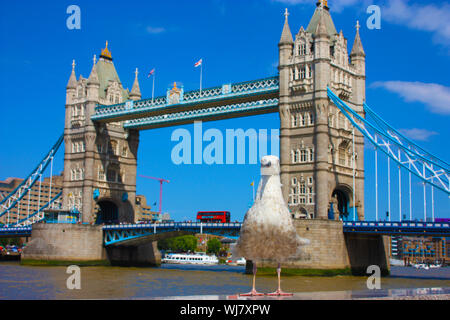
[235,155,310,296]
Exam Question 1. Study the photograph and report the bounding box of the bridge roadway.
[1,221,449,246]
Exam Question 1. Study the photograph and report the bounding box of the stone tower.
[63,43,140,224]
[279,2,366,221]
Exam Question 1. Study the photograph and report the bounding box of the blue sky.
[0,0,449,222]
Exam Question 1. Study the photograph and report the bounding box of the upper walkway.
[91,77,279,128]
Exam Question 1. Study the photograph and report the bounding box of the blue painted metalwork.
[12,191,63,227]
[0,135,64,219]
[103,220,450,246]
[327,88,450,195]
[103,222,242,246]
[0,226,32,238]
[343,221,450,236]
[91,77,279,122]
[124,99,279,130]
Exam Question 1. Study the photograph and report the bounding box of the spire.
[279,8,294,45]
[315,5,329,38]
[66,60,77,89]
[351,20,365,57]
[87,54,100,86]
[129,68,141,100]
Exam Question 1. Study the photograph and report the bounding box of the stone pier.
[247,220,390,276]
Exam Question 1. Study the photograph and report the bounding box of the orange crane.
[139,175,170,215]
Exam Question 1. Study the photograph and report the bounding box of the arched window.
[308,112,314,125]
[109,140,118,156]
[309,148,314,162]
[291,115,298,127]
[339,141,349,166]
[301,149,308,163]
[298,43,306,56]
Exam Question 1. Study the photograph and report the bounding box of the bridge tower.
[279,2,366,221]
[63,43,140,224]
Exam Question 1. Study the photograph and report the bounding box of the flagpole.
[152,73,155,103]
[200,62,203,97]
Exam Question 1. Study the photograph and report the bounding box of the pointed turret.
[350,21,365,57]
[314,5,329,39]
[279,8,294,45]
[129,68,142,101]
[87,55,100,86]
[66,60,77,89]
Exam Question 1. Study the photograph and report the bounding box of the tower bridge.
[0,2,449,272]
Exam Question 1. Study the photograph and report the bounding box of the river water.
[0,262,449,299]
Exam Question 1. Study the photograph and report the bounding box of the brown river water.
[0,262,449,299]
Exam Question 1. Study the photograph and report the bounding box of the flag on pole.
[194,59,202,68]
[148,68,155,78]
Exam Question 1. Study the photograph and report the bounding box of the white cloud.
[371,81,450,115]
[398,128,439,142]
[382,0,450,46]
[146,26,165,34]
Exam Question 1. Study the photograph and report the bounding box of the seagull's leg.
[239,262,265,296]
[267,263,293,296]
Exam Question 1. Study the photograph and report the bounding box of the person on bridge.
[234,155,310,296]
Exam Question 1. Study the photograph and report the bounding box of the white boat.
[236,257,246,266]
[162,252,219,265]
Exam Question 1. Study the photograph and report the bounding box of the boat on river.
[162,252,219,265]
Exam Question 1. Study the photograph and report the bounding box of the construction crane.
[139,175,170,215]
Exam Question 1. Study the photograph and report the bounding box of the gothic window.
[292,177,298,186]
[300,66,306,79]
[291,115,298,128]
[299,43,306,56]
[301,149,308,163]
[98,166,106,181]
[308,112,314,125]
[121,146,128,157]
[309,148,314,162]
[308,65,312,78]
[107,169,117,182]
[300,114,305,127]
[109,140,118,156]
[339,141,349,166]
[293,150,299,163]
[308,177,313,185]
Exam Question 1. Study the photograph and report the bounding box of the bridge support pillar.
[244,220,390,276]
[106,241,161,267]
[344,233,390,276]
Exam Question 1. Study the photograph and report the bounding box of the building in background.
[390,235,449,265]
[134,195,161,223]
[0,174,63,226]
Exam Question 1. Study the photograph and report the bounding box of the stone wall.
[253,219,390,275]
[22,223,106,262]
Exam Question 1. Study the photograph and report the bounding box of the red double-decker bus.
[196,211,231,223]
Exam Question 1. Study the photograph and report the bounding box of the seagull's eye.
[262,161,271,167]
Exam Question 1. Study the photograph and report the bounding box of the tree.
[207,238,221,255]
[158,235,197,252]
